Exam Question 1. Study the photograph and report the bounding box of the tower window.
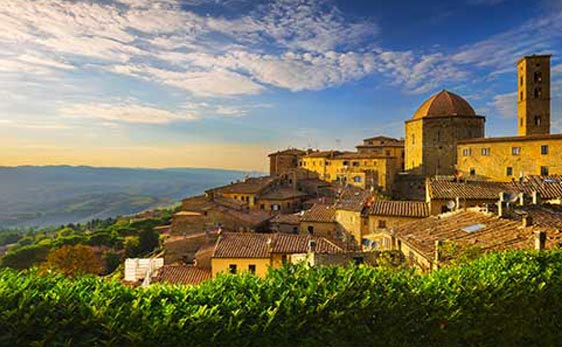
[481,148,490,156]
[541,166,549,176]
[541,145,549,155]
[534,71,542,83]
[470,168,476,176]
[512,147,521,155]
[520,76,523,86]
[506,167,513,176]
[462,148,472,156]
[520,118,523,126]
[520,91,523,101]
[535,116,541,126]
[534,88,542,98]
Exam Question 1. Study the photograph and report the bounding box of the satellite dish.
[446,200,456,210]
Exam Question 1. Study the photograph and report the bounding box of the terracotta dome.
[412,90,476,120]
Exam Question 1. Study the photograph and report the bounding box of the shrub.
[0,251,561,346]
[0,244,50,270]
[44,245,104,277]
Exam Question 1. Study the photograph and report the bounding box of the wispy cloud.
[60,103,198,124]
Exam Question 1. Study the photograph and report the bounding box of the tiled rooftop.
[260,187,308,200]
[368,200,429,218]
[212,176,277,195]
[152,265,212,285]
[395,208,562,264]
[335,185,374,212]
[301,204,336,223]
[429,176,562,201]
[212,232,343,258]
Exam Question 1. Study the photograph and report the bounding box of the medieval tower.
[517,55,551,136]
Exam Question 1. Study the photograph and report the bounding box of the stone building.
[355,136,405,171]
[456,55,562,181]
[300,150,398,192]
[518,55,551,136]
[268,148,306,176]
[404,90,486,176]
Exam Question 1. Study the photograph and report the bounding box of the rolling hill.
[0,166,253,227]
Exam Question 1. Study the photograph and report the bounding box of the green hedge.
[1,251,562,346]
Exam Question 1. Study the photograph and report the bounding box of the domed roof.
[412,90,476,120]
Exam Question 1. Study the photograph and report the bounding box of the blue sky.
[0,0,561,171]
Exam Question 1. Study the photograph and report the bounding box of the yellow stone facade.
[211,257,271,278]
[404,90,485,176]
[517,55,551,136]
[300,152,397,192]
[456,134,562,181]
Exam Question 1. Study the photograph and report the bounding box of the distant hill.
[0,166,256,227]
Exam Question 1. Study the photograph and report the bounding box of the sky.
[0,0,561,172]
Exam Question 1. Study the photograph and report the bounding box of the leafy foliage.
[1,250,562,346]
[0,210,171,273]
[44,245,105,277]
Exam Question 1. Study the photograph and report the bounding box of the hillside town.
[125,54,562,286]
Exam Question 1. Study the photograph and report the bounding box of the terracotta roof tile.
[152,265,211,285]
[301,204,336,223]
[212,232,343,258]
[335,185,374,211]
[212,176,277,195]
[260,188,307,200]
[395,209,562,264]
[429,176,562,201]
[369,200,429,218]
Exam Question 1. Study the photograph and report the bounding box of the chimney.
[308,239,317,253]
[267,238,273,253]
[534,231,546,251]
[518,192,525,206]
[498,192,506,217]
[455,196,461,211]
[522,214,533,227]
[532,191,541,205]
[434,240,443,264]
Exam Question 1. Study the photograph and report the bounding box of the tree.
[0,244,50,270]
[138,228,160,254]
[45,245,104,277]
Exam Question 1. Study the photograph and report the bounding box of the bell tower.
[517,55,551,136]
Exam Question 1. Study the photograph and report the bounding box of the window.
[535,116,541,126]
[307,225,314,234]
[325,160,330,166]
[248,264,256,274]
[272,204,280,211]
[412,134,415,145]
[541,166,549,176]
[352,161,360,167]
[470,168,476,176]
[534,71,542,83]
[534,88,542,98]
[292,226,298,233]
[512,147,521,155]
[520,118,523,126]
[506,167,513,176]
[520,76,523,86]
[260,204,265,210]
[436,130,441,142]
[520,91,523,101]
[378,220,387,228]
[353,176,362,183]
[481,148,490,156]
[462,148,472,156]
[229,264,237,274]
[541,145,549,155]
[343,161,349,166]
[385,150,391,156]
